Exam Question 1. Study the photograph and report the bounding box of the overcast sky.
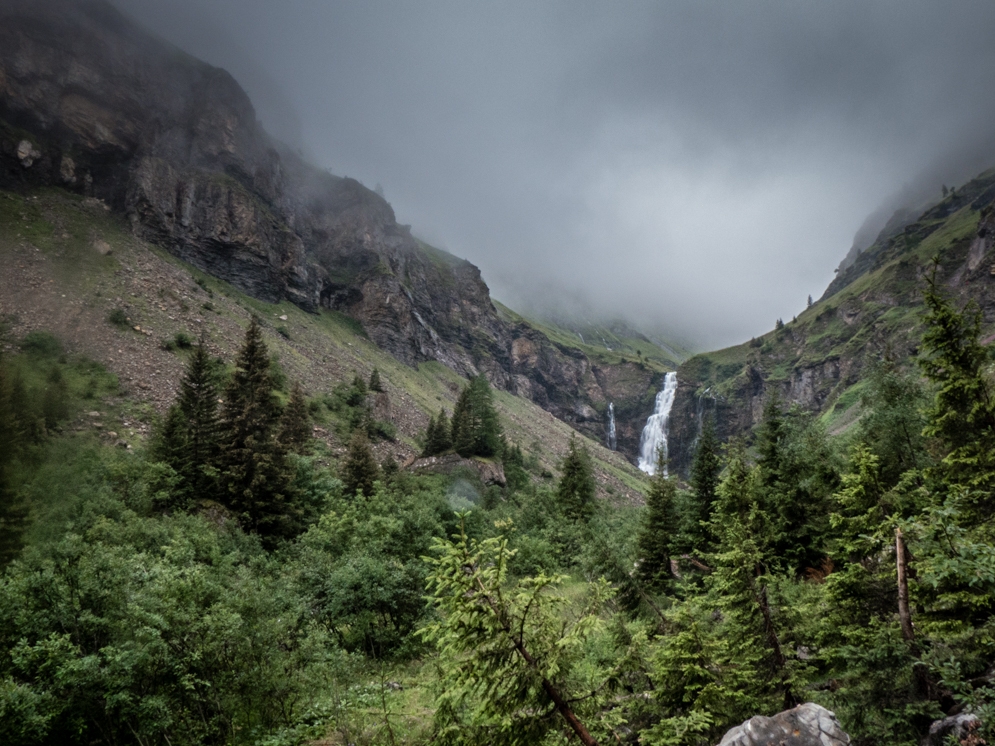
[112,0,995,350]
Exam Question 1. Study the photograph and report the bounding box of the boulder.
[718,703,850,746]
[921,713,982,746]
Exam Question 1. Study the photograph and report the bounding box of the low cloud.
[113,0,995,349]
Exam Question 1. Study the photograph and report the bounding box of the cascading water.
[607,402,617,451]
[638,372,678,476]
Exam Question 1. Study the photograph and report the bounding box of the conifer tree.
[451,375,502,458]
[279,382,312,454]
[0,357,29,566]
[368,367,384,393]
[218,317,297,539]
[422,413,438,457]
[450,393,474,457]
[434,407,452,453]
[754,395,835,573]
[176,338,221,497]
[342,430,380,497]
[470,374,502,457]
[349,373,368,404]
[557,437,595,521]
[150,404,189,477]
[637,449,677,590]
[423,408,452,457]
[686,417,721,553]
[918,264,995,499]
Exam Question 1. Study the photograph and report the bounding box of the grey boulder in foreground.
[718,703,850,746]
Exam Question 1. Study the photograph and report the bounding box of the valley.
[3,3,995,746]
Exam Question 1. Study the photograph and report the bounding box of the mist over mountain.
[105,0,995,349]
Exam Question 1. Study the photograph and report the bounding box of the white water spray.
[638,372,678,476]
[607,402,617,451]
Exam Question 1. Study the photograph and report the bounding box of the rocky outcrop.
[718,703,850,746]
[921,713,982,746]
[666,167,995,476]
[0,0,668,464]
[405,453,507,487]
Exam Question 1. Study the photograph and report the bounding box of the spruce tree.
[342,430,380,497]
[176,338,220,497]
[450,391,475,457]
[434,407,452,453]
[637,449,677,590]
[423,408,453,457]
[557,437,595,521]
[150,404,188,472]
[754,395,835,573]
[918,264,995,500]
[451,375,502,458]
[218,317,297,539]
[279,382,312,454]
[0,357,29,566]
[470,375,502,457]
[422,413,438,457]
[368,367,384,393]
[687,417,721,553]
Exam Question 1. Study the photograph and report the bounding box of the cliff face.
[666,167,995,475]
[0,0,672,463]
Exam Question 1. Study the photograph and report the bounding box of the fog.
[112,0,995,350]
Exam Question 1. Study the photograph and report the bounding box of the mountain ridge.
[667,165,995,473]
[0,0,682,464]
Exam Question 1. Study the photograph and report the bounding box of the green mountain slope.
[0,187,649,501]
[667,166,995,473]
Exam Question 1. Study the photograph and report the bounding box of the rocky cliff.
[667,167,995,474]
[0,0,677,463]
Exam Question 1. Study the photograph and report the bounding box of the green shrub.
[107,308,129,328]
[161,332,194,352]
[19,331,61,358]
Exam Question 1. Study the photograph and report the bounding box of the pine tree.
[342,430,380,497]
[637,449,677,590]
[368,367,384,393]
[557,437,595,521]
[279,382,312,454]
[218,317,297,539]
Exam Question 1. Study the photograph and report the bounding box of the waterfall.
[607,402,617,451]
[638,372,678,476]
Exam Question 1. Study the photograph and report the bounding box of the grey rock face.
[0,0,665,463]
[718,703,850,746]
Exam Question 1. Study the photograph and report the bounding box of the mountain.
[0,0,685,465]
[667,167,995,473]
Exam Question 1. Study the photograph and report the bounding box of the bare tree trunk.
[896,527,915,642]
[752,567,797,708]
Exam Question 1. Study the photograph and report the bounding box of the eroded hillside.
[0,187,649,501]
